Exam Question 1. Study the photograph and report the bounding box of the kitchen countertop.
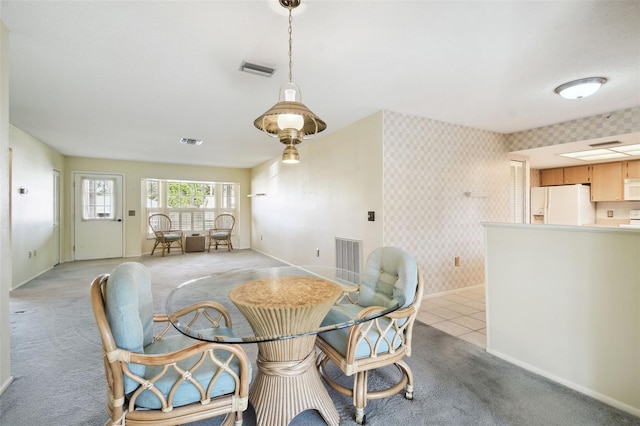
[482,222,640,234]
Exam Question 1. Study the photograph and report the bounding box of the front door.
[74,172,124,260]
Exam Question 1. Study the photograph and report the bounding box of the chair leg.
[396,359,414,399]
[353,371,368,425]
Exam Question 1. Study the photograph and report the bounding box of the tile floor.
[416,285,486,348]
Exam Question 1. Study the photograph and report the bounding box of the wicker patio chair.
[315,247,424,425]
[149,213,184,257]
[90,262,251,426]
[208,214,235,252]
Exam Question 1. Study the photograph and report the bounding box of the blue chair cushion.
[320,304,401,359]
[211,231,230,239]
[105,262,155,394]
[361,247,418,308]
[163,234,182,241]
[133,333,249,409]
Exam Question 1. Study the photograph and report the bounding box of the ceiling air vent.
[589,140,620,148]
[179,138,203,146]
[240,61,275,78]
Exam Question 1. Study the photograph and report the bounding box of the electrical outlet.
[607,210,614,218]
[316,248,320,257]
[260,234,263,241]
[454,256,460,267]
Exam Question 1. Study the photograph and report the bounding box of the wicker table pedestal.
[229,276,342,426]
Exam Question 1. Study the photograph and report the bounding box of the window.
[144,179,239,237]
[82,177,116,220]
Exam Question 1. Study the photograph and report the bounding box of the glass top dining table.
[165,265,404,426]
[165,265,403,344]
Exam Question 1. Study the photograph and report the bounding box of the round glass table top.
[165,265,404,343]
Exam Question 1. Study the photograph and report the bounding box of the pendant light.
[254,0,326,164]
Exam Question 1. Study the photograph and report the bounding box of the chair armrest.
[166,301,234,339]
[343,304,416,363]
[108,341,251,411]
[109,340,242,367]
[335,286,360,305]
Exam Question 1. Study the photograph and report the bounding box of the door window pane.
[82,178,115,220]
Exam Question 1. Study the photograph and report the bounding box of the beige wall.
[0,18,12,396]
[250,112,384,267]
[251,110,512,295]
[9,126,65,288]
[63,156,252,260]
[485,223,640,416]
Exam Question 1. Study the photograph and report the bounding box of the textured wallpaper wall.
[382,111,511,294]
[506,106,640,151]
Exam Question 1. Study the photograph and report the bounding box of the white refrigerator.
[530,184,595,225]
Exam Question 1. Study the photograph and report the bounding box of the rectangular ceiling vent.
[240,61,275,78]
[179,138,203,146]
[589,140,621,148]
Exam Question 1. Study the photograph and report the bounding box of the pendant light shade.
[254,83,326,143]
[254,0,326,163]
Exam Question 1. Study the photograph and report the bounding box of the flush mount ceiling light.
[554,77,607,99]
[253,0,326,164]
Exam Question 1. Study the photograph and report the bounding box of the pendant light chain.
[288,7,293,83]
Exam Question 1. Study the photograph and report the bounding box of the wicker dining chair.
[208,214,235,252]
[316,247,424,425]
[149,213,184,256]
[90,262,251,426]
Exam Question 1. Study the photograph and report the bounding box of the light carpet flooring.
[3,252,639,425]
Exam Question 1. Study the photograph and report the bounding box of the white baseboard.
[11,266,54,291]
[422,283,485,300]
[487,348,640,418]
[250,248,294,266]
[0,375,14,396]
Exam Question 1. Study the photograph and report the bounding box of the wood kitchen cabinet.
[625,160,640,178]
[562,165,591,184]
[590,162,623,201]
[540,165,591,186]
[540,168,564,186]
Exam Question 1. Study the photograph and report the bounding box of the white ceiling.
[2,0,639,169]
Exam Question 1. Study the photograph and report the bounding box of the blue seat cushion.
[163,234,182,241]
[133,333,249,409]
[211,231,230,239]
[320,305,402,359]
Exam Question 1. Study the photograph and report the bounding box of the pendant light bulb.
[277,87,305,130]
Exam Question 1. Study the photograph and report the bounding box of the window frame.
[144,179,239,238]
